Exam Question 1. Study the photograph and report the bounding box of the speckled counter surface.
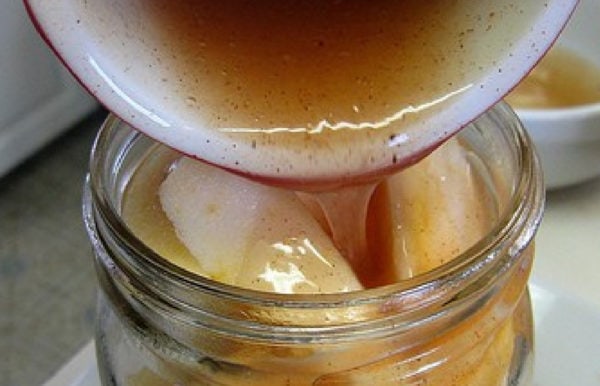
[0,109,107,386]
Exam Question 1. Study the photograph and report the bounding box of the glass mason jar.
[83,101,544,386]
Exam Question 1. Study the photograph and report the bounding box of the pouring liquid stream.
[311,182,379,278]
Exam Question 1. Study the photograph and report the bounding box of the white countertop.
[529,177,600,386]
[44,177,600,386]
[532,177,600,309]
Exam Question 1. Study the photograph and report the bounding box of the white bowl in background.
[517,102,600,190]
[512,0,600,190]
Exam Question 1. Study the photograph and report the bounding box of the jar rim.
[85,101,543,335]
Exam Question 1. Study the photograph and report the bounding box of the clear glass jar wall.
[83,102,544,385]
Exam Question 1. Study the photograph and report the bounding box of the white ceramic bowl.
[513,0,600,190]
[25,1,576,185]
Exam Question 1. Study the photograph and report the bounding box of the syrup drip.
[312,182,378,280]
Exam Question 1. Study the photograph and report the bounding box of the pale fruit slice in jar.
[367,137,496,284]
[158,157,363,294]
[314,139,522,385]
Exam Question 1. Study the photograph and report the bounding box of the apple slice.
[159,157,363,294]
[369,137,496,282]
